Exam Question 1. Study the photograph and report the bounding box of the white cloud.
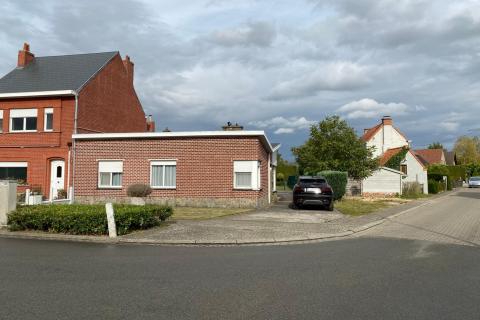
[267,62,371,100]
[338,98,409,119]
[439,121,459,132]
[250,116,315,134]
[274,128,295,134]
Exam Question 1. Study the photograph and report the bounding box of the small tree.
[428,142,444,149]
[292,116,379,180]
[454,136,480,164]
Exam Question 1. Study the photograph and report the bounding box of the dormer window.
[10,109,37,132]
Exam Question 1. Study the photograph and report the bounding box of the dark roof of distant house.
[414,149,445,165]
[444,151,456,165]
[0,51,118,94]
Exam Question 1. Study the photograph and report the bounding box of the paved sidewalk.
[120,195,442,244]
[0,190,457,245]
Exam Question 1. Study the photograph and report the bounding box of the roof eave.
[0,90,76,99]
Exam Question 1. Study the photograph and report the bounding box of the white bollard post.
[25,189,31,205]
[105,203,117,238]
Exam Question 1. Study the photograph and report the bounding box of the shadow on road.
[454,191,480,200]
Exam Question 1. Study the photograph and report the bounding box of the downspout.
[268,153,271,205]
[71,91,79,203]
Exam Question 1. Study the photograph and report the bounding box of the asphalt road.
[1,189,479,320]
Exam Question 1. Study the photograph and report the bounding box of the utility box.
[0,181,17,226]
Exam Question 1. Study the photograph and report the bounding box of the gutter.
[71,91,79,203]
[0,90,75,99]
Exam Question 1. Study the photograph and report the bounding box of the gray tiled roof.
[0,51,118,94]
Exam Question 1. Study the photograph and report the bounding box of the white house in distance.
[361,116,428,195]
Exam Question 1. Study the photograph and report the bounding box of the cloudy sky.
[1,0,480,159]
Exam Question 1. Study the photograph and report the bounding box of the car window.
[470,177,480,181]
[299,178,326,184]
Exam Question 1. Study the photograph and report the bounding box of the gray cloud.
[210,21,276,47]
[0,0,479,157]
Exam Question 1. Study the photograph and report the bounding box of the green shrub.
[317,171,348,200]
[402,182,423,198]
[287,176,297,189]
[7,204,172,235]
[127,184,152,197]
[428,179,445,194]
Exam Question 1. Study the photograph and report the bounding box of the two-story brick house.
[0,43,152,200]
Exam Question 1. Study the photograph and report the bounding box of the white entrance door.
[50,160,65,200]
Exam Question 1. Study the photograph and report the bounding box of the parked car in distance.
[293,176,334,211]
[468,176,480,188]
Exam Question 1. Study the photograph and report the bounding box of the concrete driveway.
[123,198,347,244]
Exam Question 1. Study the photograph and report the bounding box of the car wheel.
[327,201,334,211]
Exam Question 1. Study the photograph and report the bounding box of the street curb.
[0,190,459,246]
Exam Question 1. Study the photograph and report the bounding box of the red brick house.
[72,130,280,208]
[0,43,152,200]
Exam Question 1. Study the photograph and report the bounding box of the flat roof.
[73,130,279,153]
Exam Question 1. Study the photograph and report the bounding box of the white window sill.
[151,186,176,190]
[9,130,37,133]
[98,186,122,189]
[234,187,260,191]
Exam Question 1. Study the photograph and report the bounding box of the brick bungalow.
[0,43,152,200]
[72,129,280,208]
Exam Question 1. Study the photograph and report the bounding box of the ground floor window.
[400,164,408,175]
[98,160,123,188]
[150,161,176,188]
[233,160,260,190]
[0,162,28,185]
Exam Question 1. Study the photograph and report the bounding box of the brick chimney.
[18,42,35,68]
[146,115,155,132]
[222,122,244,131]
[123,55,134,84]
[381,116,392,125]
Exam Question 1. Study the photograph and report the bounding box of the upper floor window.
[10,109,37,132]
[0,110,3,133]
[44,108,53,131]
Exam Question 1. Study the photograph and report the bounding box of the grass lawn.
[172,207,252,220]
[336,198,407,216]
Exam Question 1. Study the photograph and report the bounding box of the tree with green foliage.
[276,153,298,178]
[453,136,480,164]
[292,116,379,179]
[428,142,444,149]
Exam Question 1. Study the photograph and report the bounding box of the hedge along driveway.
[8,204,173,236]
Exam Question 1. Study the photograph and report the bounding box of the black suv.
[293,176,334,211]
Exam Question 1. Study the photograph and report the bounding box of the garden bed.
[8,204,173,235]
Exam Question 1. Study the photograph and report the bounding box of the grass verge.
[172,207,251,220]
[336,198,404,216]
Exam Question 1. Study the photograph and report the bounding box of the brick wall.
[74,136,270,207]
[77,54,147,133]
[0,97,75,195]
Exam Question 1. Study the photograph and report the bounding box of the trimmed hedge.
[317,171,348,200]
[428,179,445,194]
[8,204,173,235]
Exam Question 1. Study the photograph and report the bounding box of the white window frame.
[97,160,123,189]
[233,160,261,190]
[0,110,3,133]
[9,108,38,133]
[0,161,28,185]
[150,160,177,189]
[44,108,53,132]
